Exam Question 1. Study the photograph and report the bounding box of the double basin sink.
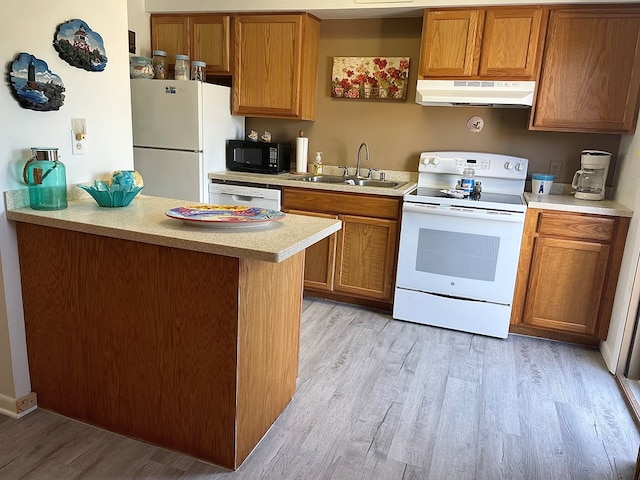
[292,174,407,189]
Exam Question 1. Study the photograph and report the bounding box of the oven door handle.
[402,203,525,222]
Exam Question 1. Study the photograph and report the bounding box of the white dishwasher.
[208,182,281,210]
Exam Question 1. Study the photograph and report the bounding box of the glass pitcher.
[571,167,605,195]
[23,147,68,210]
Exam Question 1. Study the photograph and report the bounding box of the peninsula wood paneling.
[236,253,303,464]
[15,222,305,470]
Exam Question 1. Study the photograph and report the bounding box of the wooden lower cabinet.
[283,188,400,310]
[286,209,337,291]
[335,214,397,301]
[510,208,630,345]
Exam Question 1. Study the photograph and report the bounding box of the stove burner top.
[405,187,526,212]
[409,187,524,205]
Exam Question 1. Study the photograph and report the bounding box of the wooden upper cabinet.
[419,9,484,77]
[233,13,320,120]
[151,14,232,77]
[479,8,545,78]
[530,5,640,134]
[189,15,232,75]
[419,6,545,80]
[151,15,189,72]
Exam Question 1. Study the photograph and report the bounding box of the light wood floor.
[1,298,638,479]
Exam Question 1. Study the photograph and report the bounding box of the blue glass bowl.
[79,181,143,207]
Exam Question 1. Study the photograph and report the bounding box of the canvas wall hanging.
[8,53,65,111]
[331,57,410,101]
[54,19,108,72]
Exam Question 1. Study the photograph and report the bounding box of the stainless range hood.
[416,79,536,107]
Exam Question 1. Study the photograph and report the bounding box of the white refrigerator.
[130,80,244,203]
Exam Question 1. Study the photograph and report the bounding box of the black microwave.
[226,140,291,174]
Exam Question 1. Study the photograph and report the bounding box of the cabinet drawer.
[536,212,615,242]
[283,188,400,220]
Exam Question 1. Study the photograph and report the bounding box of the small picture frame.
[128,30,136,54]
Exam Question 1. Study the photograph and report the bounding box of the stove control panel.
[419,151,528,180]
[454,157,491,171]
[503,161,526,172]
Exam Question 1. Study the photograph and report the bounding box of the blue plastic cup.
[532,173,554,195]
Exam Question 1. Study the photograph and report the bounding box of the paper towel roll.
[296,136,308,173]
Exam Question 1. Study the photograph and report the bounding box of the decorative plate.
[54,19,108,72]
[165,205,285,228]
[9,53,65,111]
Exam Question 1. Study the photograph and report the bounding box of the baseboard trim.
[0,392,38,419]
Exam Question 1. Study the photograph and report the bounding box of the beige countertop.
[524,192,633,217]
[208,168,418,197]
[5,192,342,263]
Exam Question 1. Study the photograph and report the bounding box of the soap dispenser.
[313,152,323,175]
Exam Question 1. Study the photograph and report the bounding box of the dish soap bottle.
[313,152,323,175]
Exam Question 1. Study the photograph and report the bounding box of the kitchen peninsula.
[5,192,341,470]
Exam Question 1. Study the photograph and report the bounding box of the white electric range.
[393,151,528,338]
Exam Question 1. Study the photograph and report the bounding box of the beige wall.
[128,0,151,57]
[247,18,621,185]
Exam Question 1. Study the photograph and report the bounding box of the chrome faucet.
[356,142,369,178]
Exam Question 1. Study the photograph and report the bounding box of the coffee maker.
[571,150,611,201]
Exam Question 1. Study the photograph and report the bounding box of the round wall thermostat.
[466,115,484,133]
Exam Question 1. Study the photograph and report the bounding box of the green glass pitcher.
[23,147,68,210]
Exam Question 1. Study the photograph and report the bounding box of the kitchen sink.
[293,175,407,189]
[295,175,346,184]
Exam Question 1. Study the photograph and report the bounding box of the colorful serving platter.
[165,205,285,228]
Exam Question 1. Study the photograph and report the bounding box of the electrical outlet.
[549,161,562,179]
[72,131,86,155]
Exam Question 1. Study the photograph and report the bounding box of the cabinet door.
[233,14,302,117]
[479,7,544,78]
[522,236,609,336]
[531,6,640,133]
[189,15,232,75]
[151,15,189,72]
[335,215,398,301]
[419,9,484,77]
[285,210,338,291]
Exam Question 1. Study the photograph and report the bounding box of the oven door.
[395,202,525,305]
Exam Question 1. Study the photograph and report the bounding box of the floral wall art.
[331,56,410,101]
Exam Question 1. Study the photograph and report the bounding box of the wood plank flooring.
[1,298,638,479]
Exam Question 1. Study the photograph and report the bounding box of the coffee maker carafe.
[571,150,611,201]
